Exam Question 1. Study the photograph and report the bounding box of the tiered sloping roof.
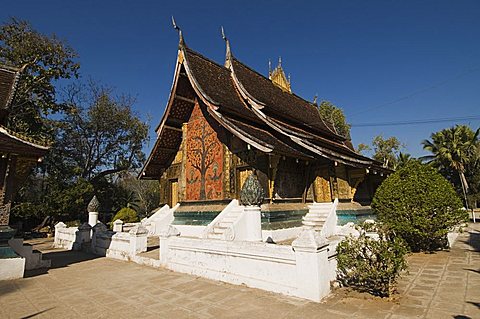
[141,34,387,179]
[0,65,49,157]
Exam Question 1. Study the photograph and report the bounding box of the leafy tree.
[372,135,402,169]
[13,82,149,225]
[318,101,351,138]
[356,143,371,155]
[395,152,417,169]
[336,223,408,297]
[111,207,139,223]
[465,161,480,209]
[57,81,148,182]
[422,125,480,207]
[372,161,467,252]
[115,173,160,217]
[0,18,79,138]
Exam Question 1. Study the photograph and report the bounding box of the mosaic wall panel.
[185,102,223,200]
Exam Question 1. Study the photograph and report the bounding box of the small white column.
[244,206,262,241]
[129,224,148,255]
[159,226,180,265]
[292,228,330,302]
[88,212,98,228]
[54,222,67,248]
[113,219,124,232]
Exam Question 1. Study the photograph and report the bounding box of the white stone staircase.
[8,238,51,270]
[302,198,338,237]
[203,200,244,240]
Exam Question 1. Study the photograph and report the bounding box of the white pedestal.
[88,211,99,227]
[244,206,262,241]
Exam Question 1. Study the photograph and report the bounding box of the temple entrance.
[169,179,179,207]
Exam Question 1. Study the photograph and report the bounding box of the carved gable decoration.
[185,102,223,200]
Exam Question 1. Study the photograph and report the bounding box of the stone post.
[243,206,262,241]
[113,219,124,232]
[128,224,148,256]
[292,228,331,302]
[54,222,67,248]
[73,222,92,250]
[159,225,180,266]
[91,222,107,254]
[87,195,100,227]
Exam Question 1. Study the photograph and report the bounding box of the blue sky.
[2,1,480,158]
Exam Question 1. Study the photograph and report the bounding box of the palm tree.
[422,125,480,207]
[395,152,414,169]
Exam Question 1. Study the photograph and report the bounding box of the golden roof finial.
[269,56,291,93]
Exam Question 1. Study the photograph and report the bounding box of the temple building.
[140,31,388,222]
[0,65,49,227]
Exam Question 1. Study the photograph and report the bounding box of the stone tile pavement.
[0,224,479,319]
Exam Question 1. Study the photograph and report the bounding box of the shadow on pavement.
[20,307,55,318]
[466,228,480,252]
[24,249,100,278]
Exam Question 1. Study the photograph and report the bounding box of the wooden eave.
[0,126,49,158]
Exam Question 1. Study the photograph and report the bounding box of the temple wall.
[184,103,224,201]
[156,102,378,206]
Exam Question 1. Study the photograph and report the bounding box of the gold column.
[268,155,280,202]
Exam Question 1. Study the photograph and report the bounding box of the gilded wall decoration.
[185,102,223,200]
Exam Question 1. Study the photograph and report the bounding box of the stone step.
[308,209,332,215]
[218,222,233,228]
[222,216,239,223]
[303,216,327,222]
[303,220,325,226]
[303,217,325,222]
[308,203,333,208]
[213,226,228,233]
[207,233,224,240]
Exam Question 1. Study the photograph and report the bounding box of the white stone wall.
[262,227,303,243]
[0,257,25,280]
[54,222,91,250]
[159,230,334,302]
[90,224,148,261]
[54,224,78,250]
[161,236,297,296]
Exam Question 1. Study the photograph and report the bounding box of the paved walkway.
[0,224,479,319]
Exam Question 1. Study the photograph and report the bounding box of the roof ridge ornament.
[172,16,185,47]
[221,26,232,68]
[269,56,291,93]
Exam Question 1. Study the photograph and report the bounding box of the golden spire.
[269,56,291,93]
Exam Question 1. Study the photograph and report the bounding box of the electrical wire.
[351,115,480,127]
[349,66,480,117]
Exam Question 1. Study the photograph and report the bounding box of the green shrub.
[336,225,408,297]
[372,161,467,252]
[111,207,139,223]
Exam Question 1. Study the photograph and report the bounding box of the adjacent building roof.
[140,34,388,179]
[0,125,49,157]
[0,65,21,123]
[0,64,49,158]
